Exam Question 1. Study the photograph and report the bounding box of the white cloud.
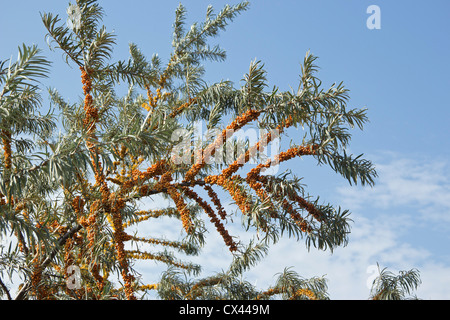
[417,262,450,299]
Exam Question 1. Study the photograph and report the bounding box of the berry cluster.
[169,97,197,118]
[227,109,261,131]
[138,284,158,291]
[205,175,252,214]
[1,130,11,171]
[204,185,227,220]
[256,287,316,300]
[290,288,317,300]
[167,185,193,234]
[281,199,312,233]
[108,192,136,299]
[126,250,190,270]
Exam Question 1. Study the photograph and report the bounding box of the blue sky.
[1,1,450,299]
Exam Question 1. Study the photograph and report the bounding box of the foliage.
[369,263,421,300]
[0,0,395,300]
